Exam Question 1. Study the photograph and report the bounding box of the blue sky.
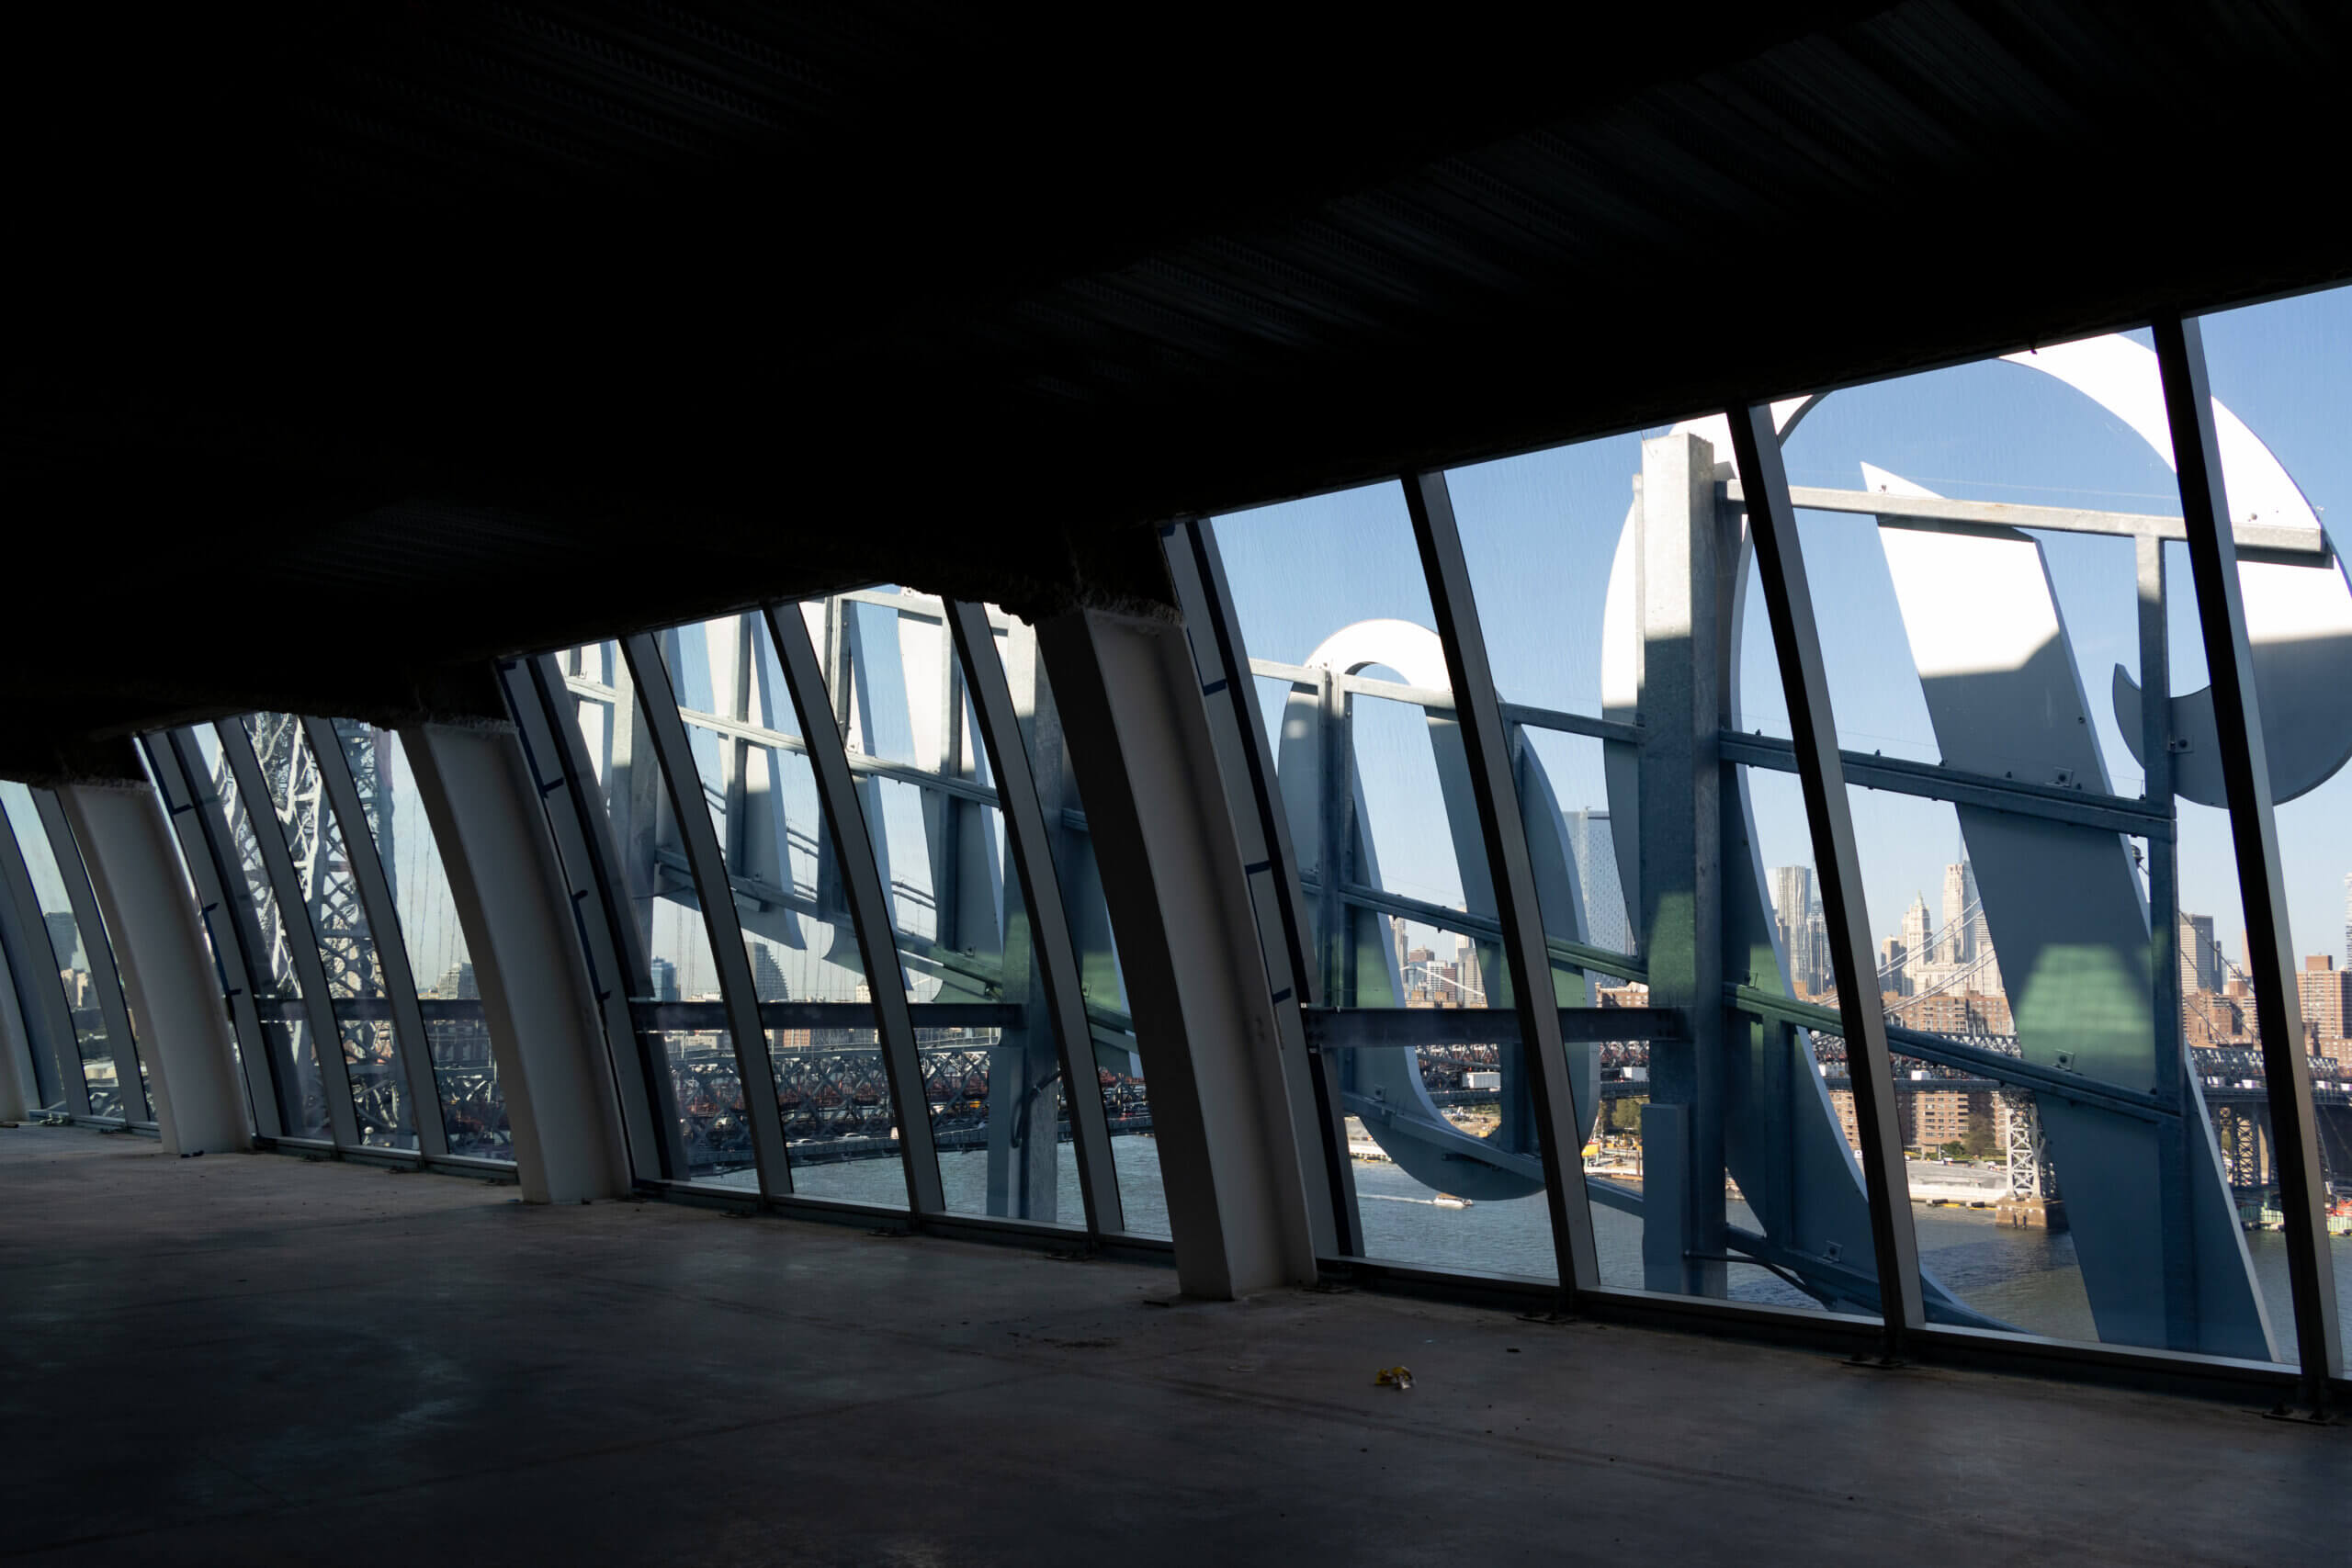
[1216,285,2352,982]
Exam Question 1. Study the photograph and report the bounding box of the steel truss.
[518,595,1144,1239]
[1169,340,2345,1397]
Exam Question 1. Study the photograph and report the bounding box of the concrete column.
[401,720,631,1202]
[1037,607,1318,1298]
[55,783,250,1155]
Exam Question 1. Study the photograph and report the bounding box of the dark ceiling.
[9,1,2352,779]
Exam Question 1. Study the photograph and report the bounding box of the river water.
[797,1136,2349,1366]
[1352,1152,2352,1365]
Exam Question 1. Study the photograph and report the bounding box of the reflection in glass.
[332,721,510,1161]
[137,737,241,1094]
[981,608,1167,1235]
[650,612,909,1208]
[188,723,332,1140]
[337,1011,410,1150]
[792,594,1081,1224]
[0,783,125,1120]
[564,641,763,1192]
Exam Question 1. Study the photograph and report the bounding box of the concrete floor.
[2,1124,2345,1566]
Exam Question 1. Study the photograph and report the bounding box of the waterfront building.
[1826,1081,1993,1156]
[2297,956,2350,1056]
[1887,988,2011,1037]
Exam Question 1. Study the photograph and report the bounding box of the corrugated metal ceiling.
[6,1,2350,775]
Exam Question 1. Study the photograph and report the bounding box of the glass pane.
[789,594,1087,1225]
[1454,430,1652,720]
[188,724,332,1140]
[338,1010,413,1151]
[243,714,389,998]
[1768,333,2300,1362]
[138,736,244,1101]
[0,784,122,1119]
[1218,480,1552,1278]
[251,1013,326,1138]
[982,608,1169,1237]
[243,713,414,1149]
[654,611,911,1211]
[2197,286,2352,1366]
[332,721,510,1161]
[1774,343,2177,776]
[1823,786,2103,1338]
[1450,421,1902,1313]
[562,641,761,1192]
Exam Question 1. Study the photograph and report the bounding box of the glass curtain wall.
[1191,323,2344,1376]
[186,722,334,1141]
[651,613,910,1208]
[1216,482,1558,1279]
[562,639,768,1192]
[131,739,241,1097]
[243,713,413,1150]
[536,598,1169,1236]
[2193,285,2352,1369]
[1449,423,1876,1314]
[331,721,510,1160]
[149,713,510,1166]
[0,782,142,1122]
[1193,320,2352,1371]
[790,592,1080,1224]
[1759,333,2297,1363]
[973,606,1169,1236]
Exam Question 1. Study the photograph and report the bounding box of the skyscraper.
[1939,863,1968,964]
[1802,903,1831,998]
[1899,893,1932,996]
[1565,809,1629,954]
[1937,860,1988,968]
[2178,911,2218,995]
[2342,872,2351,968]
[1453,933,1483,1004]
[749,942,792,1002]
[1877,936,1906,994]
[1767,864,1815,989]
